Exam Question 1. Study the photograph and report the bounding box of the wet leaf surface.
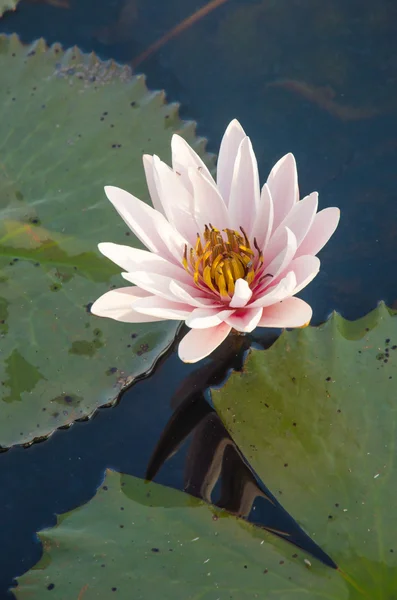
[15,469,352,599]
[212,303,397,597]
[0,34,212,448]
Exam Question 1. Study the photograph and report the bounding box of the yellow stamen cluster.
[183,225,265,300]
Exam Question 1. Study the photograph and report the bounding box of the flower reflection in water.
[146,333,336,568]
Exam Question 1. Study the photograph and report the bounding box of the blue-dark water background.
[0,0,396,596]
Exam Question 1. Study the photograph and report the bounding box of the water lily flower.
[91,119,340,363]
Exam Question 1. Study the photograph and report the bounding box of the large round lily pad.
[212,303,397,597]
[14,469,354,599]
[0,34,213,448]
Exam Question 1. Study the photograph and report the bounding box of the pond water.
[0,0,396,597]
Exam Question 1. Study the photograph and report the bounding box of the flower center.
[182,225,268,300]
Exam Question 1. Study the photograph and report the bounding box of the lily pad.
[14,469,353,599]
[212,303,397,597]
[0,34,213,448]
[0,0,18,17]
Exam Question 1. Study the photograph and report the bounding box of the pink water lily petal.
[296,207,340,257]
[90,286,163,323]
[151,155,174,220]
[250,271,296,308]
[131,295,192,320]
[96,119,340,364]
[171,134,214,193]
[178,322,232,363]
[169,280,220,308]
[153,157,198,245]
[267,153,299,233]
[258,297,312,328]
[271,192,318,250]
[122,271,198,303]
[249,183,274,249]
[230,278,253,308]
[290,255,320,294]
[228,137,260,232]
[186,307,235,329]
[216,119,246,204]
[189,167,230,231]
[263,227,297,282]
[225,307,263,332]
[142,155,165,215]
[104,186,187,265]
[98,242,191,284]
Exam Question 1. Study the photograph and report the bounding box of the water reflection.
[146,331,337,569]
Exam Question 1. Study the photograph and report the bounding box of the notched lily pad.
[14,469,350,599]
[0,34,213,448]
[0,0,18,17]
[212,302,397,597]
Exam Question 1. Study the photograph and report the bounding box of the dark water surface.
[0,0,396,596]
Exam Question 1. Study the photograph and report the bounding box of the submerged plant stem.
[131,0,229,68]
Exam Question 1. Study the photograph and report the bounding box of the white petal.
[178,323,232,363]
[170,280,219,308]
[98,242,191,284]
[171,134,214,193]
[189,167,230,231]
[153,157,198,244]
[230,278,253,308]
[290,255,320,295]
[216,119,246,204]
[104,186,187,265]
[267,153,299,233]
[263,227,297,281]
[122,271,198,303]
[228,137,260,232]
[225,307,263,332]
[271,192,318,250]
[258,297,312,328]
[249,183,274,249]
[185,307,235,329]
[296,207,340,257]
[90,287,163,323]
[142,155,165,215]
[131,295,192,320]
[250,271,296,308]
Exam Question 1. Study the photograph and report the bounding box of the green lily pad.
[0,34,213,448]
[0,0,18,17]
[14,469,353,599]
[212,303,397,597]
